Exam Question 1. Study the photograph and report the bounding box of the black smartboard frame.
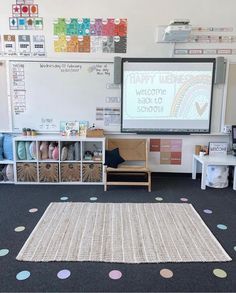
[121,57,216,135]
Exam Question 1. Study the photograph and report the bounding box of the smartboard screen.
[121,58,215,134]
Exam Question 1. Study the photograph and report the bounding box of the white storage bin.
[206,165,229,188]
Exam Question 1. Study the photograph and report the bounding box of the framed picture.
[208,142,228,156]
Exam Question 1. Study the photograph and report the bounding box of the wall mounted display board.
[9,61,121,132]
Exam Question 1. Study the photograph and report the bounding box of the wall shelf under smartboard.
[9,60,121,133]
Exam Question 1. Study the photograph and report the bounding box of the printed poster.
[10,0,43,30]
[1,34,46,56]
[3,35,17,56]
[18,35,31,56]
[150,139,182,165]
[53,18,127,53]
[32,35,46,56]
[11,63,26,115]
[96,107,120,126]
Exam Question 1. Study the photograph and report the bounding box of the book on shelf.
[79,120,89,136]
[60,121,79,136]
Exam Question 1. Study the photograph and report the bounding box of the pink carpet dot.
[160,268,173,278]
[180,197,188,202]
[109,270,122,280]
[29,208,38,213]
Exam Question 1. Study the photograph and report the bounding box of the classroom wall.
[1,0,236,59]
[1,0,236,172]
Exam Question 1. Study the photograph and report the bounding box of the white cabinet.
[13,135,105,185]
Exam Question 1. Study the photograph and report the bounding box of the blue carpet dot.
[234,246,236,252]
[90,197,98,201]
[217,224,227,230]
[57,269,71,279]
[16,270,31,281]
[60,196,69,201]
[0,249,9,257]
[203,209,213,214]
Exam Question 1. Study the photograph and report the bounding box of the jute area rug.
[16,202,231,263]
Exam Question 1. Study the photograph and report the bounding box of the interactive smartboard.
[224,63,236,125]
[9,61,121,132]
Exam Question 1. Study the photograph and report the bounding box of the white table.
[192,154,236,190]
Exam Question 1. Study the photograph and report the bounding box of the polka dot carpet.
[0,248,9,256]
[29,208,38,213]
[109,270,122,280]
[14,226,25,232]
[57,269,71,279]
[217,224,228,230]
[0,176,235,292]
[90,196,98,201]
[60,196,69,201]
[16,270,31,281]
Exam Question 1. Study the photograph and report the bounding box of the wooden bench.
[104,138,151,192]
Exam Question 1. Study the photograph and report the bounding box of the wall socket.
[223,125,231,133]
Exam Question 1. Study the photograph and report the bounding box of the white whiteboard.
[9,61,121,132]
[0,61,10,132]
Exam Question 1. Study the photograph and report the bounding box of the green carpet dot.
[14,226,25,232]
[213,269,227,278]
[0,249,9,257]
[155,197,163,201]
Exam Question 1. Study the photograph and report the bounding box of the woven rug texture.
[16,202,231,263]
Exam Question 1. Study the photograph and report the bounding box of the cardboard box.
[86,128,104,137]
